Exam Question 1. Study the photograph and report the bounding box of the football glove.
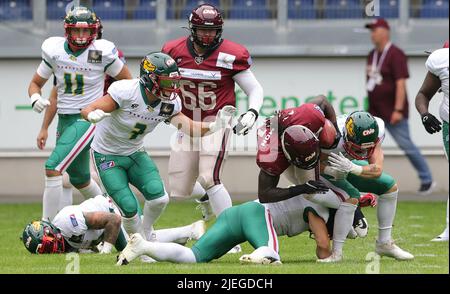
[323,165,348,180]
[328,152,363,175]
[421,112,442,134]
[209,105,236,133]
[359,193,377,208]
[233,108,258,135]
[30,93,50,113]
[87,109,111,124]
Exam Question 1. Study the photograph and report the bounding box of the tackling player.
[415,42,449,242]
[321,111,414,261]
[27,6,132,222]
[162,4,264,239]
[81,52,234,242]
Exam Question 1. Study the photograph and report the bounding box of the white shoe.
[190,220,206,241]
[431,228,449,242]
[354,217,369,238]
[116,233,147,265]
[239,254,282,265]
[347,227,358,239]
[227,244,242,254]
[375,240,414,260]
[316,251,343,263]
[195,199,214,222]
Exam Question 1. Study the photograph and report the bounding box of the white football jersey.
[37,37,124,114]
[52,195,116,250]
[263,193,330,237]
[426,48,449,123]
[91,79,182,155]
[322,114,385,158]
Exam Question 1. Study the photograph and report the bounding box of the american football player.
[80,52,234,242]
[162,4,264,249]
[415,42,449,242]
[27,6,132,222]
[321,111,414,261]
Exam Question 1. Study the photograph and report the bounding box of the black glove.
[421,113,442,134]
[289,180,330,195]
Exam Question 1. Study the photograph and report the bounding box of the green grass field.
[0,200,448,274]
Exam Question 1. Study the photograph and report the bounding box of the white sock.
[192,181,207,197]
[206,184,232,217]
[59,187,73,210]
[78,180,102,199]
[141,241,197,263]
[304,192,341,209]
[42,176,63,221]
[142,193,169,240]
[377,190,398,243]
[250,246,280,261]
[153,224,194,244]
[122,214,142,235]
[332,202,357,255]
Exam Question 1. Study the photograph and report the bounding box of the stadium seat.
[229,0,271,19]
[288,0,316,19]
[420,0,449,18]
[380,0,399,18]
[324,0,362,19]
[93,0,126,20]
[46,0,73,20]
[133,0,157,19]
[0,0,32,21]
[181,0,221,19]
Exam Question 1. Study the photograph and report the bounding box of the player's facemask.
[143,72,181,101]
[66,27,97,49]
[343,139,379,160]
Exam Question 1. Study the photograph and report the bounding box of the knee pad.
[113,189,139,218]
[378,173,397,195]
[141,179,165,201]
[68,172,90,187]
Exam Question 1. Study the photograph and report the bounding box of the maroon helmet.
[188,4,224,49]
[444,40,449,48]
[281,125,320,170]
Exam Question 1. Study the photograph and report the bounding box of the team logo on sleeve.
[70,214,79,227]
[216,52,236,70]
[159,102,175,117]
[87,50,102,63]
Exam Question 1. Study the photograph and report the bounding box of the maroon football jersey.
[256,103,326,176]
[162,37,251,121]
[103,49,126,96]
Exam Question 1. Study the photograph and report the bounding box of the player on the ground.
[117,127,336,265]
[27,6,132,222]
[162,4,264,242]
[21,195,205,254]
[81,52,234,242]
[415,42,449,242]
[256,96,371,262]
[36,17,127,210]
[321,111,414,261]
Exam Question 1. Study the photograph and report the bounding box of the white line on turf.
[409,224,424,228]
[409,216,424,219]
[416,253,438,257]
[413,244,432,247]
[412,234,429,237]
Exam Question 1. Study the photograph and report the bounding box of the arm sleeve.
[106,80,126,108]
[36,61,53,79]
[233,69,263,112]
[392,49,409,80]
[38,39,55,79]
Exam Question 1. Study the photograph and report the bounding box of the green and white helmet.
[21,220,65,254]
[139,52,181,101]
[343,111,380,160]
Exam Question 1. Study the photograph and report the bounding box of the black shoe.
[418,181,436,195]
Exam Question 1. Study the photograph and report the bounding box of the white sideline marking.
[421,265,442,269]
[409,216,424,219]
[412,234,428,237]
[416,253,438,257]
[409,224,424,228]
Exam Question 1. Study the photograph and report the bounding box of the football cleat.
[190,220,206,241]
[431,228,449,242]
[316,251,343,263]
[195,199,214,222]
[375,240,414,260]
[227,244,242,254]
[239,254,282,265]
[116,233,147,266]
[354,217,369,238]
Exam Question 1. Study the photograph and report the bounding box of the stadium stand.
[0,0,32,21]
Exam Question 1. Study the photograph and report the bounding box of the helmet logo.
[305,152,317,162]
[362,128,375,136]
[203,9,217,16]
[165,58,175,66]
[143,59,156,72]
[346,118,355,137]
[32,221,41,231]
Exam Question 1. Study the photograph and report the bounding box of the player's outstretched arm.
[328,147,384,179]
[307,212,331,259]
[112,64,133,81]
[81,94,117,123]
[37,86,57,150]
[83,211,122,254]
[258,170,329,203]
[415,71,442,134]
